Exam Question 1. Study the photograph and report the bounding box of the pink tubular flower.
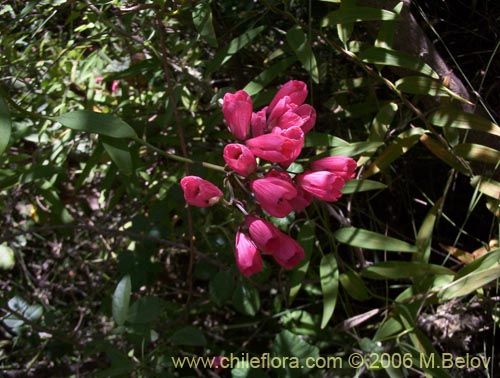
[292,186,313,213]
[265,169,292,183]
[180,176,223,207]
[245,215,304,269]
[235,231,262,277]
[296,171,346,202]
[223,144,257,176]
[250,177,297,218]
[223,90,252,140]
[245,126,304,165]
[310,156,357,181]
[251,107,267,137]
[268,80,308,115]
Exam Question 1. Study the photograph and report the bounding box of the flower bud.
[223,90,252,140]
[180,176,223,207]
[223,143,257,176]
[310,156,357,180]
[250,176,297,218]
[267,80,308,116]
[296,171,345,202]
[235,231,262,277]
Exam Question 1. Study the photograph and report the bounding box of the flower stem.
[133,136,226,173]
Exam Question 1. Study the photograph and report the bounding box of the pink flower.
[245,215,304,269]
[223,90,252,140]
[235,231,262,277]
[292,186,313,213]
[111,80,120,93]
[310,156,357,180]
[251,107,267,137]
[223,144,257,176]
[268,80,308,116]
[268,96,297,129]
[265,169,292,183]
[180,176,223,207]
[296,171,346,202]
[245,126,304,165]
[294,104,316,133]
[250,176,297,218]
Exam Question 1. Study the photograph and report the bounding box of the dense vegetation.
[1,1,499,377]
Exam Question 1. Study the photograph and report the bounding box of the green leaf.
[0,243,15,270]
[341,179,387,194]
[320,254,339,329]
[289,222,315,302]
[334,227,418,252]
[112,275,131,326]
[428,109,500,138]
[395,76,472,104]
[244,57,296,97]
[370,102,398,142]
[339,270,370,301]
[414,198,443,263]
[101,136,134,176]
[328,141,383,157]
[126,296,165,324]
[453,143,500,165]
[169,326,207,346]
[322,7,398,27]
[0,96,11,156]
[286,26,319,83]
[210,270,235,306]
[363,128,426,177]
[57,110,137,139]
[271,330,319,377]
[205,26,265,75]
[304,132,349,147]
[192,2,217,47]
[359,47,439,78]
[439,265,500,300]
[420,134,471,175]
[361,261,454,280]
[231,364,268,378]
[471,176,500,199]
[232,279,260,316]
[4,296,43,331]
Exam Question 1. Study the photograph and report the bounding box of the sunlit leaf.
[287,26,319,83]
[112,275,131,326]
[359,47,439,78]
[414,198,443,263]
[0,96,11,156]
[243,57,296,96]
[453,143,500,165]
[334,227,418,252]
[395,76,472,104]
[428,109,500,137]
[420,134,471,175]
[192,2,217,47]
[362,261,454,280]
[328,141,383,157]
[0,243,15,270]
[471,176,500,199]
[101,136,134,176]
[320,254,339,328]
[322,7,398,27]
[341,179,387,194]
[304,132,349,147]
[57,110,137,139]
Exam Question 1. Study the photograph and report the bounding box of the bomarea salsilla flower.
[235,231,262,277]
[180,80,357,276]
[245,215,304,270]
[180,176,223,207]
[223,143,257,177]
[222,90,252,140]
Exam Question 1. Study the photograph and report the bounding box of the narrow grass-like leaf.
[304,132,349,147]
[290,222,315,302]
[333,227,417,253]
[395,76,472,104]
[414,198,443,263]
[287,26,319,83]
[420,134,471,175]
[453,143,500,165]
[320,254,339,329]
[57,111,137,139]
[341,179,387,194]
[328,141,383,157]
[339,270,370,301]
[101,136,134,176]
[363,128,426,177]
[205,26,265,75]
[362,261,454,280]
[192,2,217,47]
[439,265,500,300]
[359,47,439,78]
[243,57,296,96]
[428,109,500,137]
[471,176,500,199]
[334,227,418,252]
[112,275,131,326]
[454,248,500,279]
[370,102,398,142]
[322,7,398,27]
[0,96,11,156]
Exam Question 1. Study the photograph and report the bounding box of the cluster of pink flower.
[181,81,356,277]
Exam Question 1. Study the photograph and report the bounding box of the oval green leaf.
[0,96,11,156]
[334,227,418,252]
[232,280,260,316]
[112,275,131,326]
[101,136,134,176]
